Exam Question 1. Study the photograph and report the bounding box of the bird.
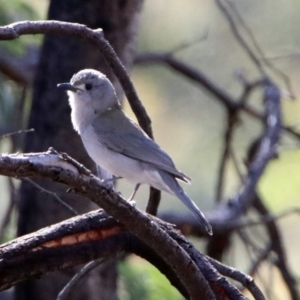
[57,69,212,235]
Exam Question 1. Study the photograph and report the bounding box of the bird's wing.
[92,109,190,182]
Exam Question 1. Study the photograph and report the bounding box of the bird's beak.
[57,83,78,92]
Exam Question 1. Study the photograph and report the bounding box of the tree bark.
[16,1,143,299]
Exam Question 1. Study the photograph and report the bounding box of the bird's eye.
[85,83,93,90]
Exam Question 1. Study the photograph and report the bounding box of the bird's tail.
[175,188,212,235]
[159,171,212,235]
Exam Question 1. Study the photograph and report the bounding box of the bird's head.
[58,69,120,113]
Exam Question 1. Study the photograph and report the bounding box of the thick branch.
[0,151,214,299]
[0,209,190,297]
[0,205,261,299]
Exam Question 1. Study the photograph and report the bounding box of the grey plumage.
[57,69,212,235]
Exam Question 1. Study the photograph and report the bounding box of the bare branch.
[0,46,36,85]
[0,128,34,140]
[215,109,238,203]
[214,0,264,75]
[253,195,299,300]
[135,54,300,141]
[0,151,215,299]
[207,257,266,300]
[57,257,115,300]
[223,0,294,98]
[24,178,79,216]
[210,81,281,228]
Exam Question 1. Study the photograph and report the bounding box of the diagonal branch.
[0,205,261,299]
[135,54,300,140]
[159,80,282,235]
[253,194,299,300]
[0,151,215,299]
[210,80,281,228]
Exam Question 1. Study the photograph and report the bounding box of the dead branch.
[0,202,263,299]
[253,194,298,300]
[135,54,299,141]
[207,257,265,300]
[0,151,215,299]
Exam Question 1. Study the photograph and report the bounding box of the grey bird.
[57,69,212,235]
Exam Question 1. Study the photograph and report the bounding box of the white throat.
[68,91,96,134]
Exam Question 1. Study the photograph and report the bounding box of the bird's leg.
[128,183,141,201]
[101,176,122,184]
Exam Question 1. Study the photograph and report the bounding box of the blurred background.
[0,0,300,299]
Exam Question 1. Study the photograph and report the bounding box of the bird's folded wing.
[92,112,190,183]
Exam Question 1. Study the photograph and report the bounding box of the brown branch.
[217,0,294,98]
[57,257,115,300]
[165,228,248,299]
[24,178,79,216]
[0,151,215,299]
[253,194,299,300]
[0,206,257,299]
[248,244,272,278]
[0,210,122,290]
[0,208,191,298]
[0,128,35,140]
[214,0,264,75]
[207,257,266,300]
[159,79,282,239]
[0,47,35,85]
[135,54,300,141]
[215,109,238,203]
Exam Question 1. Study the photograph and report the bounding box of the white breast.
[81,124,175,195]
[68,92,96,133]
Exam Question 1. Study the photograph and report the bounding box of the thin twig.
[248,244,272,277]
[207,256,266,300]
[214,0,265,75]
[226,0,294,98]
[253,195,299,300]
[25,178,79,216]
[135,53,300,141]
[169,31,208,55]
[0,46,35,85]
[215,109,238,202]
[0,128,34,140]
[237,207,300,229]
[57,257,115,300]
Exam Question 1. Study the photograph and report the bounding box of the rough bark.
[16,1,143,300]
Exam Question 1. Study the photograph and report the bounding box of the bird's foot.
[100,176,122,184]
[128,183,141,201]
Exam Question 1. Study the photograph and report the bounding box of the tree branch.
[135,53,300,140]
[0,151,215,299]
[0,203,263,299]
